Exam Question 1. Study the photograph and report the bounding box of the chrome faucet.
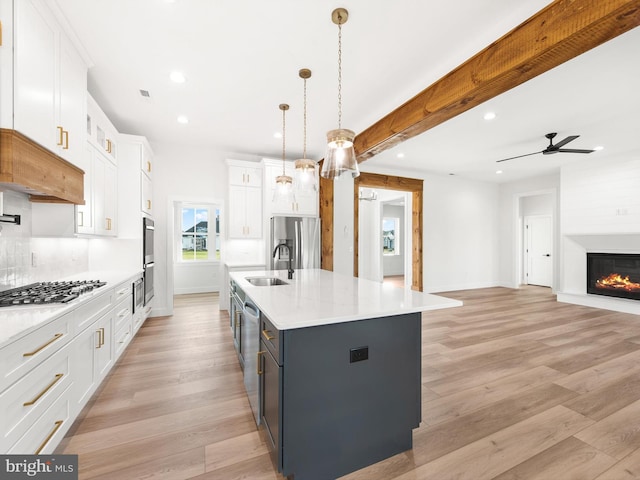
[273,243,294,279]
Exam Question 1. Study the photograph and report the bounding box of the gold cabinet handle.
[56,126,64,146]
[147,160,151,173]
[257,351,265,375]
[96,327,105,348]
[261,329,275,341]
[147,199,151,210]
[106,217,112,230]
[23,374,64,406]
[62,129,69,149]
[118,330,130,344]
[106,139,112,153]
[35,420,63,455]
[117,309,128,318]
[23,333,63,357]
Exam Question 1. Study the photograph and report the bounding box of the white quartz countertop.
[230,269,462,330]
[0,270,142,349]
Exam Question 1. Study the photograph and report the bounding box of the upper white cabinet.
[262,158,318,217]
[92,147,118,236]
[5,0,88,168]
[227,160,262,238]
[118,134,155,239]
[87,93,118,163]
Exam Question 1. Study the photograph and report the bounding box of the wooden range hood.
[0,128,84,204]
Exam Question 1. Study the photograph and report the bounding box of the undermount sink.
[245,276,289,286]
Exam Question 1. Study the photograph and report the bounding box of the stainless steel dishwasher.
[242,297,261,425]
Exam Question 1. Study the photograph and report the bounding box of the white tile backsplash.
[0,191,89,291]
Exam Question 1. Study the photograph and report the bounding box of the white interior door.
[525,215,553,287]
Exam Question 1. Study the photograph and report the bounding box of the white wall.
[152,143,264,315]
[0,191,90,290]
[333,175,355,277]
[359,165,501,293]
[558,154,640,314]
[497,174,559,288]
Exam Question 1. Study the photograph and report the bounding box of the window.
[181,206,220,261]
[383,217,399,255]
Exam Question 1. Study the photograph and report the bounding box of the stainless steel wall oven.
[143,217,154,305]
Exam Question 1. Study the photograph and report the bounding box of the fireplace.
[587,253,640,301]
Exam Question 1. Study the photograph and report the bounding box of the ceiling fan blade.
[557,148,595,154]
[552,135,579,149]
[496,151,543,163]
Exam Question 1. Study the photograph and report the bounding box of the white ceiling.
[54,0,640,184]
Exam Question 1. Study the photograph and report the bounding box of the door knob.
[543,254,551,257]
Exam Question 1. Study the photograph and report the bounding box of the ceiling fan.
[496,132,595,163]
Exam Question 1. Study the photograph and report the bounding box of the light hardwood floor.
[57,287,640,479]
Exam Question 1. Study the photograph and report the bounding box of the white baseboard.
[557,293,640,315]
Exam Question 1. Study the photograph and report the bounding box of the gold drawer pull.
[262,329,275,341]
[62,129,69,150]
[23,333,63,357]
[147,160,152,173]
[24,374,64,406]
[257,351,265,375]
[56,126,64,146]
[147,199,152,210]
[35,420,63,455]
[96,328,105,348]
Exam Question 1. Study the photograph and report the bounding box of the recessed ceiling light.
[484,112,496,121]
[170,71,186,83]
[496,170,503,174]
[594,145,604,151]
[273,132,282,139]
[397,153,405,158]
[177,115,189,124]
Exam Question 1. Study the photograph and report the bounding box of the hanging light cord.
[302,77,307,159]
[337,15,343,130]
[281,106,286,175]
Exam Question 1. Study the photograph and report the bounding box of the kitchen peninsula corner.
[229,269,461,480]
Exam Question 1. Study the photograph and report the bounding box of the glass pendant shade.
[294,158,317,191]
[274,174,295,203]
[321,128,359,179]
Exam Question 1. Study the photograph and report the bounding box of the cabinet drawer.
[260,314,281,364]
[76,290,113,332]
[8,385,72,455]
[114,322,132,359]
[114,294,132,333]
[113,281,131,305]
[0,312,72,393]
[0,343,72,452]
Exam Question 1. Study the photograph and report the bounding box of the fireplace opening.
[587,253,640,301]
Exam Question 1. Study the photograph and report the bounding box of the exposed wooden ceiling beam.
[353,0,640,162]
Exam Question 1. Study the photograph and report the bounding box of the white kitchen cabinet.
[263,159,318,217]
[141,174,153,215]
[228,160,263,238]
[229,164,262,187]
[119,134,155,239]
[7,0,87,168]
[87,93,118,163]
[76,142,95,235]
[92,147,118,236]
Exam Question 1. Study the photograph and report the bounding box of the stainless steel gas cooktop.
[0,280,106,308]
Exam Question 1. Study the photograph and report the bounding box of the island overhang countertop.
[229,268,462,330]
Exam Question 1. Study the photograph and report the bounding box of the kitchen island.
[229,269,461,480]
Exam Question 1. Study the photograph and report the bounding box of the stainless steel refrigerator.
[270,216,321,270]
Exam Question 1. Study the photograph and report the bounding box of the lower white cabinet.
[0,342,73,453]
[72,307,114,415]
[0,273,146,454]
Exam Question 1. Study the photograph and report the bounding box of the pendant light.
[274,103,296,202]
[294,68,317,191]
[321,7,359,180]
